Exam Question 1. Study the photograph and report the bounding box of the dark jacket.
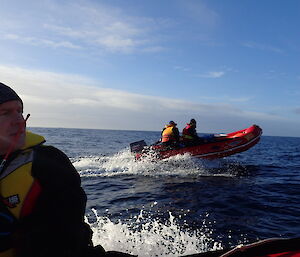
[0,141,102,257]
[0,132,134,257]
[182,124,199,141]
[16,145,95,257]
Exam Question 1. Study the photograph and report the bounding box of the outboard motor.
[130,140,147,153]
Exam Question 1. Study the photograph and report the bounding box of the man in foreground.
[0,82,134,257]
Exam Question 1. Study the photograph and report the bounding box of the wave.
[86,209,222,257]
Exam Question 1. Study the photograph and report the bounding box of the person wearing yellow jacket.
[0,83,134,257]
[161,121,180,147]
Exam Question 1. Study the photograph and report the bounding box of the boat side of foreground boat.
[182,237,300,257]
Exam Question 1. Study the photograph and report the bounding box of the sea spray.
[73,149,211,177]
[73,149,243,178]
[86,209,222,257]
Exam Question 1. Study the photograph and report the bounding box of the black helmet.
[190,119,196,124]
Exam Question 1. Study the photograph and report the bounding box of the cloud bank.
[1,65,299,137]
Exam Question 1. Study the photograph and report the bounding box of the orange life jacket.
[161,125,176,143]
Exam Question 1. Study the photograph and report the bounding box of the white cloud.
[228,97,252,103]
[0,1,166,54]
[4,33,81,49]
[1,64,296,136]
[174,66,191,72]
[243,41,284,54]
[197,71,225,78]
[95,36,138,53]
[179,1,219,27]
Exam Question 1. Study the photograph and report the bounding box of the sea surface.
[29,127,300,256]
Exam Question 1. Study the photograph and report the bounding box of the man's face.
[0,100,26,155]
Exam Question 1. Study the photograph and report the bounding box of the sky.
[1,0,300,137]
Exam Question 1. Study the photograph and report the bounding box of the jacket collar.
[21,131,45,150]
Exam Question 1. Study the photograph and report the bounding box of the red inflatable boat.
[183,237,300,257]
[131,124,262,160]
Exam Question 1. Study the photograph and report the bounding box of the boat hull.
[135,125,262,160]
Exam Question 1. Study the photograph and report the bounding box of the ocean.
[29,127,300,257]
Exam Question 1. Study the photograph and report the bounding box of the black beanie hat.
[0,82,23,106]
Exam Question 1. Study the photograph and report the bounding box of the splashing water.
[73,151,209,178]
[72,148,243,178]
[86,209,222,257]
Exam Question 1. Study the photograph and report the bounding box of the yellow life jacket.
[0,131,45,257]
[182,134,193,140]
[162,125,175,143]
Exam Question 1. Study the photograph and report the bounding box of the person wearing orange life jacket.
[0,82,135,257]
[161,121,180,146]
[182,119,201,146]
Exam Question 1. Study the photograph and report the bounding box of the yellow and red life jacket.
[0,131,45,257]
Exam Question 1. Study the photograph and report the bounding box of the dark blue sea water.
[29,127,300,256]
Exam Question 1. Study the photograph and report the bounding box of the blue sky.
[1,0,300,137]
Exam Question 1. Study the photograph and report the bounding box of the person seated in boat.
[161,120,180,147]
[182,118,202,146]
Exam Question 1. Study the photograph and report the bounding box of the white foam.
[72,149,238,178]
[86,209,222,256]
